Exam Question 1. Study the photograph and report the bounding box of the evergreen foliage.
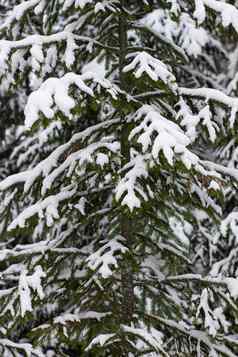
[1,1,238,356]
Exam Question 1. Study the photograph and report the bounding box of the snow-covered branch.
[180,87,238,127]
[149,315,236,357]
[194,0,238,32]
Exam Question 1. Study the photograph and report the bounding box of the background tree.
[1,1,238,356]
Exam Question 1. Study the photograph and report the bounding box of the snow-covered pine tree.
[2,0,238,356]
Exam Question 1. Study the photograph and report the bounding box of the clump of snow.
[124,51,177,91]
[169,217,191,246]
[226,278,238,299]
[208,180,220,191]
[8,186,76,230]
[130,105,197,169]
[142,9,209,57]
[86,333,115,351]
[64,34,78,68]
[178,99,218,143]
[82,57,106,79]
[180,87,238,128]
[122,325,166,354]
[96,153,109,167]
[19,265,46,317]
[24,72,94,128]
[194,0,238,33]
[63,0,94,11]
[220,212,238,238]
[115,154,149,211]
[87,237,128,278]
[196,288,219,337]
[24,71,118,128]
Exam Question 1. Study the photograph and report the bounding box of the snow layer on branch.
[143,9,209,57]
[0,339,44,357]
[122,325,166,355]
[124,52,177,91]
[18,265,46,317]
[63,0,94,10]
[169,217,191,246]
[54,311,109,325]
[86,334,115,351]
[180,87,238,127]
[87,237,128,278]
[115,154,149,211]
[64,34,78,68]
[226,278,238,299]
[155,317,236,357]
[0,119,119,193]
[62,0,118,12]
[194,0,238,32]
[196,289,219,336]
[0,32,67,74]
[25,71,118,128]
[24,72,93,128]
[221,212,238,239]
[130,105,198,169]
[8,186,76,230]
[178,98,218,142]
[41,139,119,194]
[115,105,202,211]
[0,0,43,32]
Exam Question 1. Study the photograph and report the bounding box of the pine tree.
[1,1,238,356]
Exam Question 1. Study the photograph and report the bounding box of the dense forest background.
[1,0,238,356]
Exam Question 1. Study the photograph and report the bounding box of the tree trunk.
[119,0,135,325]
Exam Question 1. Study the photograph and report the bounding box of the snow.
[41,139,119,195]
[130,105,197,169]
[0,0,42,31]
[96,153,109,167]
[194,0,206,24]
[82,57,106,79]
[18,265,46,317]
[115,154,149,211]
[24,72,94,128]
[0,31,112,78]
[124,52,177,91]
[210,247,238,277]
[30,43,44,67]
[0,119,119,193]
[196,288,219,337]
[226,278,238,299]
[0,339,44,357]
[62,0,117,13]
[87,237,128,278]
[2,0,238,355]
[54,311,109,325]
[194,0,238,32]
[8,186,76,230]
[122,325,165,354]
[178,99,218,142]
[74,197,86,215]
[63,0,94,11]
[220,212,238,239]
[180,87,238,127]
[153,316,237,357]
[179,13,208,56]
[64,34,78,68]
[143,9,209,57]
[208,180,220,191]
[169,217,190,246]
[11,49,27,74]
[24,70,119,128]
[86,333,115,351]
[115,104,204,211]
